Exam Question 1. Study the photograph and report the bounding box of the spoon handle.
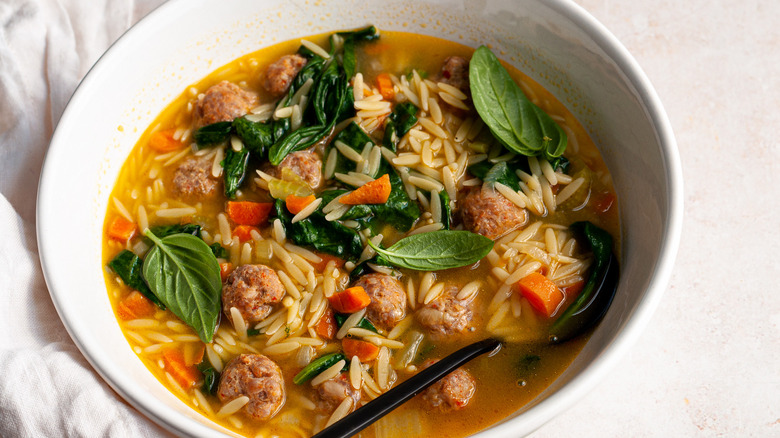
[312,337,502,438]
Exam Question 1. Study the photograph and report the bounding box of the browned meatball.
[438,56,470,94]
[416,286,473,338]
[420,360,476,411]
[352,273,406,331]
[265,150,323,189]
[172,156,219,199]
[192,81,258,129]
[222,264,285,325]
[263,54,308,97]
[218,354,285,420]
[316,373,360,412]
[460,185,529,240]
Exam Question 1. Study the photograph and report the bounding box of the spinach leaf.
[349,254,392,281]
[549,155,570,174]
[336,25,380,42]
[469,46,567,160]
[468,160,526,192]
[439,190,452,230]
[148,224,201,239]
[293,352,346,384]
[369,158,420,232]
[550,222,619,343]
[334,313,378,333]
[108,250,165,309]
[193,121,232,148]
[222,147,250,199]
[142,230,222,343]
[368,230,494,271]
[209,243,228,259]
[197,361,220,396]
[329,122,374,175]
[274,199,363,261]
[268,125,327,166]
[246,328,261,336]
[233,117,275,157]
[336,25,379,80]
[382,102,418,152]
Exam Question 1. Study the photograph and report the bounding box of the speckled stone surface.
[532,1,780,436]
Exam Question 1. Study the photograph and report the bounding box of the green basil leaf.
[222,147,250,199]
[148,224,201,239]
[142,230,222,343]
[368,230,494,271]
[193,121,233,148]
[108,250,165,309]
[469,46,567,160]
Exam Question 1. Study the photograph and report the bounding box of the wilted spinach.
[108,250,165,309]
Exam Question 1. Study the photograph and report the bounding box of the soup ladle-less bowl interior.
[37,0,682,437]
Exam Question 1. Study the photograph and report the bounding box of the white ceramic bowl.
[37,0,682,436]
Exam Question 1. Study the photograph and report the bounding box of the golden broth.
[103,30,618,438]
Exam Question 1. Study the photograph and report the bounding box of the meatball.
[192,81,258,129]
[420,360,476,412]
[217,354,285,420]
[263,54,308,97]
[316,373,360,412]
[222,264,285,325]
[352,273,406,331]
[416,285,473,338]
[438,56,470,94]
[265,150,323,189]
[172,156,219,199]
[460,185,529,240]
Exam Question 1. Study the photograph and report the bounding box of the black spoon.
[312,337,502,438]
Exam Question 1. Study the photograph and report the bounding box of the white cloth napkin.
[0,0,171,436]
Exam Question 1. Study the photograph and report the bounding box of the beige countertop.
[534,1,780,436]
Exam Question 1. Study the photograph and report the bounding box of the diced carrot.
[108,216,137,241]
[285,194,316,215]
[116,291,156,320]
[342,338,380,362]
[593,192,616,214]
[162,349,201,389]
[149,129,183,152]
[515,272,564,317]
[311,253,346,272]
[315,308,338,340]
[328,286,371,314]
[339,174,391,205]
[376,73,394,100]
[232,225,260,243]
[186,344,206,367]
[226,201,273,226]
[220,262,234,282]
[561,280,586,298]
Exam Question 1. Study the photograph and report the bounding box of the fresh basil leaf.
[469,46,567,160]
[222,147,250,199]
[293,352,346,384]
[142,230,222,343]
[439,190,452,230]
[193,121,233,148]
[149,224,201,239]
[550,222,619,343]
[209,243,228,259]
[368,230,494,271]
[108,250,165,309]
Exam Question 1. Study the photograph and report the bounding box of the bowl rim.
[37,0,683,437]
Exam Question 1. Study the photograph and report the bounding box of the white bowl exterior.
[37,0,682,437]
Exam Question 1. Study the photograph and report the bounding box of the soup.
[102,27,619,437]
